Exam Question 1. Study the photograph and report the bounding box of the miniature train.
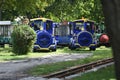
[30,18,57,51]
[68,18,97,50]
[0,18,110,51]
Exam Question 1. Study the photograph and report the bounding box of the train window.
[29,21,34,27]
[33,20,43,30]
[54,27,58,36]
[86,22,95,31]
[4,26,8,36]
[92,25,95,30]
[86,22,91,31]
[100,24,106,33]
[55,24,70,36]
[0,26,3,36]
[61,25,70,36]
[46,21,52,30]
[75,22,84,30]
[54,23,59,36]
[0,26,10,37]
[69,23,73,35]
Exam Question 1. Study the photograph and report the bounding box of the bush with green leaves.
[11,25,36,55]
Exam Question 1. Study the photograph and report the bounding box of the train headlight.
[40,26,43,30]
[81,27,84,31]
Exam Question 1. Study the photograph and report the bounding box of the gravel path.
[0,53,93,80]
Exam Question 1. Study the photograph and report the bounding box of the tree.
[0,0,104,22]
[74,0,104,22]
[101,0,120,79]
[0,0,54,20]
[44,0,75,22]
[0,0,15,20]
[91,0,104,22]
[42,0,103,22]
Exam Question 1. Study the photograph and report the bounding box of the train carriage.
[54,21,72,47]
[95,22,110,47]
[0,21,12,47]
[69,18,97,50]
[30,18,57,51]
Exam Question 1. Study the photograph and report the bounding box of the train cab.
[30,18,57,51]
[69,18,97,50]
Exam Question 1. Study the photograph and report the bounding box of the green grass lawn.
[0,47,93,61]
[0,47,66,61]
[26,47,113,76]
[72,65,116,80]
[0,46,111,61]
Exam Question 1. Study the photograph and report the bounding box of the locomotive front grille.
[37,31,52,48]
[77,31,93,47]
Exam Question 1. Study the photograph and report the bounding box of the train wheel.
[9,45,12,47]
[105,43,110,47]
[33,49,37,52]
[96,44,100,48]
[70,47,76,50]
[51,48,56,51]
[0,45,4,47]
[69,46,76,50]
[68,43,76,50]
[90,47,96,51]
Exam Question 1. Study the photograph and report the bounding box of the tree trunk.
[0,0,5,21]
[0,9,1,20]
[101,0,120,80]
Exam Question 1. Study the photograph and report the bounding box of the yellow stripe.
[34,44,55,50]
[75,43,96,47]
[73,18,95,23]
[30,18,53,22]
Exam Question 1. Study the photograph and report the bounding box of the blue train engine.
[54,21,72,47]
[30,18,57,51]
[69,18,97,50]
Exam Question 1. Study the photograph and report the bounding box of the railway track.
[43,58,114,78]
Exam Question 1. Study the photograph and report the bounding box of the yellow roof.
[30,17,53,22]
[73,18,95,23]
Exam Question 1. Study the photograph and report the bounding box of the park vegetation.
[0,0,103,22]
[11,25,36,55]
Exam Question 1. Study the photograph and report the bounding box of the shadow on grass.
[57,47,92,54]
[33,50,51,53]
[0,48,12,53]
[3,57,27,61]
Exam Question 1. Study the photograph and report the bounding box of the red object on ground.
[99,34,109,43]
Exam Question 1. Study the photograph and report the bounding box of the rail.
[43,58,114,78]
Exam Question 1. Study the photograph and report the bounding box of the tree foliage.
[11,25,36,55]
[0,0,103,23]
[43,0,103,22]
[0,0,54,20]
[0,0,15,20]
[44,0,75,22]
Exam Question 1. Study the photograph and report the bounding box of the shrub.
[11,25,36,55]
